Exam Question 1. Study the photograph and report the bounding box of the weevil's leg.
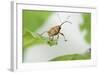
[48,36,53,41]
[55,34,59,44]
[50,36,54,41]
[40,31,47,36]
[56,34,59,40]
[60,32,67,42]
[48,36,51,41]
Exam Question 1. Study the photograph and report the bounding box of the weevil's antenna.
[56,13,72,27]
[60,15,72,26]
[60,20,72,26]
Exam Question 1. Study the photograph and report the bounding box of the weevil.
[40,20,72,44]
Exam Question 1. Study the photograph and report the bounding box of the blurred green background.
[80,13,91,44]
[23,10,52,49]
[22,10,91,62]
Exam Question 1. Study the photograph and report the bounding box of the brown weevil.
[40,20,72,44]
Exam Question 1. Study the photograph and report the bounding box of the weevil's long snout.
[60,21,72,27]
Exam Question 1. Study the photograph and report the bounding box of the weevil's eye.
[59,27,61,29]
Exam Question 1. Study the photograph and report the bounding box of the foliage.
[23,10,52,49]
[50,52,91,61]
[23,10,52,32]
[80,13,91,44]
[23,31,57,49]
[22,11,91,61]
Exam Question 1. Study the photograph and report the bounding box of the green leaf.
[23,10,52,49]
[50,52,91,61]
[23,10,52,32]
[23,31,58,49]
[80,13,91,44]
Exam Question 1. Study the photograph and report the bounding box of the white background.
[0,0,100,73]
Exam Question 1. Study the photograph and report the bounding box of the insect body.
[41,21,72,43]
[48,25,61,37]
